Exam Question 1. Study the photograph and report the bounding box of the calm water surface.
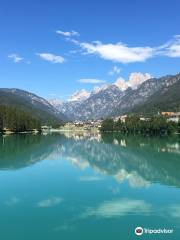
[0,132,180,240]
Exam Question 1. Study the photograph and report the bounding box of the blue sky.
[0,0,180,100]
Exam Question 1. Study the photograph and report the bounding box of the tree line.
[0,105,41,133]
[100,116,180,135]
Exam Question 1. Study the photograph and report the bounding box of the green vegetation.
[0,89,66,125]
[0,105,41,133]
[132,79,180,115]
[0,134,61,169]
[100,116,179,135]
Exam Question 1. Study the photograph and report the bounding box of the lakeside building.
[114,112,180,123]
[62,120,102,131]
[113,115,128,122]
[161,112,180,123]
[62,112,180,131]
[113,115,150,122]
[74,120,102,128]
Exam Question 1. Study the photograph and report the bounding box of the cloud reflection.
[79,176,103,182]
[168,204,180,218]
[37,197,63,208]
[81,198,152,218]
[5,197,21,206]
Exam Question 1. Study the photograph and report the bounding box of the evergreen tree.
[0,105,41,133]
[101,118,114,131]
[100,115,179,135]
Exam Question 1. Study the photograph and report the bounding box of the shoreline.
[1,128,179,137]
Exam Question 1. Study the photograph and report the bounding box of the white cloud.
[68,38,80,45]
[162,35,180,57]
[80,41,155,63]
[56,30,79,37]
[78,78,106,84]
[37,53,65,63]
[37,197,63,208]
[81,198,152,218]
[66,34,180,62]
[8,53,23,63]
[109,66,121,75]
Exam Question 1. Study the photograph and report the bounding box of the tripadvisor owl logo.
[134,226,173,236]
[135,227,143,236]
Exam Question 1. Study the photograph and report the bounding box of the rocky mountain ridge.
[0,88,67,123]
[50,73,180,120]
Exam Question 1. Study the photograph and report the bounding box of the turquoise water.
[0,133,180,239]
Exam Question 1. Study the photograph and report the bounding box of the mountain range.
[131,75,180,114]
[49,72,180,120]
[1,72,180,123]
[0,88,67,124]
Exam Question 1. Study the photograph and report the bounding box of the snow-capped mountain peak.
[128,72,152,89]
[48,73,180,121]
[92,84,109,95]
[92,86,101,94]
[114,77,128,91]
[48,98,63,108]
[114,72,152,91]
[68,89,90,102]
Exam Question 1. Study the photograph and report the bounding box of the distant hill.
[131,76,180,115]
[0,88,68,124]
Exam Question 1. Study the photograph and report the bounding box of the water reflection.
[81,198,152,219]
[0,134,59,169]
[0,133,180,187]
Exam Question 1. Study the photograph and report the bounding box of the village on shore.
[57,111,180,131]
[44,111,180,135]
[1,111,180,135]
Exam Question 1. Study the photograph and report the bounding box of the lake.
[0,132,180,239]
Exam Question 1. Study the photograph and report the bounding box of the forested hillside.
[0,88,67,125]
[132,77,180,115]
[0,105,41,132]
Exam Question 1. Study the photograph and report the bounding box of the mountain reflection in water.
[0,132,180,188]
